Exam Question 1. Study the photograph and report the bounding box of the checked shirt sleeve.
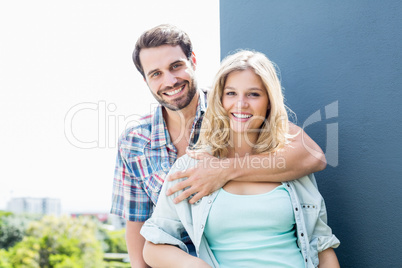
[110,136,154,222]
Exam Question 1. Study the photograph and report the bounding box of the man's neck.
[163,91,200,157]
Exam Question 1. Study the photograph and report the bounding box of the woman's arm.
[318,248,340,268]
[143,241,210,268]
[140,155,206,266]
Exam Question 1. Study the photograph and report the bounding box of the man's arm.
[126,221,149,268]
[166,124,327,204]
[228,123,327,181]
[111,133,155,268]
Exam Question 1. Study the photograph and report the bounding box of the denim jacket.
[141,154,340,268]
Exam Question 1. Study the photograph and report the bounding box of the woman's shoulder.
[169,154,199,174]
[160,154,200,203]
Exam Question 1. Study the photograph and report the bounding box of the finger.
[167,168,192,182]
[186,148,210,160]
[173,187,198,204]
[166,179,192,196]
[188,191,208,204]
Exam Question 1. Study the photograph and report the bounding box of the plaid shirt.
[110,90,207,222]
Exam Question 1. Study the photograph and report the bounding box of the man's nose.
[163,72,178,88]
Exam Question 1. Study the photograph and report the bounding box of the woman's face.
[222,69,270,135]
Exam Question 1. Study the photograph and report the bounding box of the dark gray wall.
[220,1,402,267]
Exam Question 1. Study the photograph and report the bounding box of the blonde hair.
[196,50,293,158]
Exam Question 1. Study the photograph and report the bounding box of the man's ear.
[191,51,197,70]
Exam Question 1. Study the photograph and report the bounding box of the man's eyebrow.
[146,68,159,77]
[146,60,185,77]
[170,60,185,66]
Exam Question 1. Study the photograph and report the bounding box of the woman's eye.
[225,91,235,96]
[249,92,260,97]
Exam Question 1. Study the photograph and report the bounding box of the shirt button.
[301,233,304,237]
[208,200,212,204]
[295,207,298,211]
[201,224,204,229]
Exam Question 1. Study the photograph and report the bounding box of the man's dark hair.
[133,24,193,78]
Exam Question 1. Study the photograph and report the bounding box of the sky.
[0,1,220,213]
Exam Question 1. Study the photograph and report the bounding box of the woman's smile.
[222,69,270,134]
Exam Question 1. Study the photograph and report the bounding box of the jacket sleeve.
[140,155,196,253]
[307,174,340,251]
[303,174,340,267]
[309,201,340,252]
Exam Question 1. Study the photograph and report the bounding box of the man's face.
[139,45,197,111]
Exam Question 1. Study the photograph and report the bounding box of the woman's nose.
[236,97,249,108]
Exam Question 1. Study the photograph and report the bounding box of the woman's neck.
[227,132,258,158]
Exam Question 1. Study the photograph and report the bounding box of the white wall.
[0,0,220,213]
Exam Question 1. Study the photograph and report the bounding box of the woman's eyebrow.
[224,86,264,91]
[249,87,265,92]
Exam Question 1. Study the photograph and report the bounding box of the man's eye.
[172,64,181,69]
[151,72,161,78]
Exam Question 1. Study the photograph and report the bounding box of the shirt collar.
[149,104,167,149]
[150,89,207,149]
[197,88,207,118]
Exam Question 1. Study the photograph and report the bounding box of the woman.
[140,50,340,267]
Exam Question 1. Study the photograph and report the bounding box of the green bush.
[0,249,12,268]
[104,261,131,268]
[0,214,130,267]
[102,229,127,253]
[3,215,105,268]
[0,212,32,250]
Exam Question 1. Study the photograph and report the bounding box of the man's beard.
[153,79,198,111]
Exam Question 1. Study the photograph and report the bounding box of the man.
[111,24,326,267]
